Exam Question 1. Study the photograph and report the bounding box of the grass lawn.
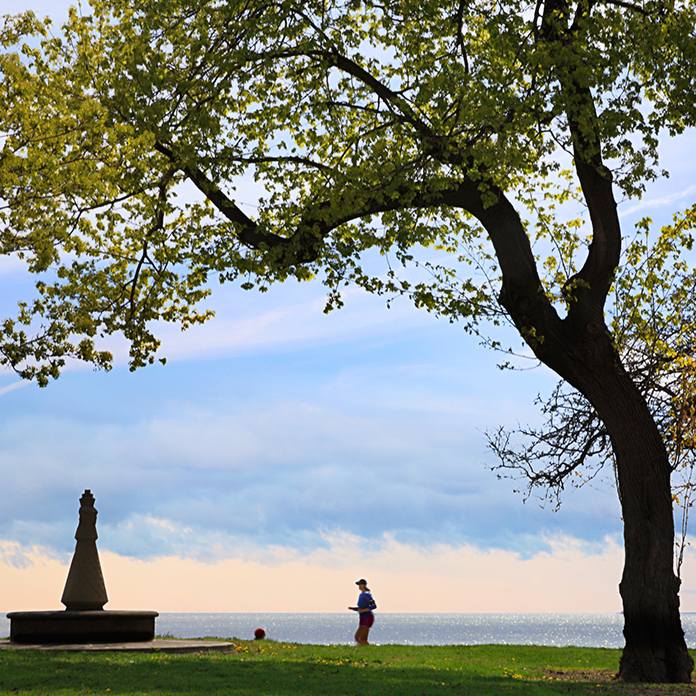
[1,642,695,695]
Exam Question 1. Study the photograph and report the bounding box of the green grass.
[0,642,694,695]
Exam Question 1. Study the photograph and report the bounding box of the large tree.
[2,0,696,681]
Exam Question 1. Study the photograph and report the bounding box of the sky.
[1,0,696,616]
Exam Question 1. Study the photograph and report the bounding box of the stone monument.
[61,489,109,610]
[7,490,158,644]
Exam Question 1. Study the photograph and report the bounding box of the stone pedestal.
[7,610,158,644]
[6,490,159,645]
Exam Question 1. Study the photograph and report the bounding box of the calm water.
[5,612,696,648]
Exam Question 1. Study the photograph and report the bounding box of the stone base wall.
[7,610,159,644]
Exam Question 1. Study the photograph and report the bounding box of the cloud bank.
[1,532,627,613]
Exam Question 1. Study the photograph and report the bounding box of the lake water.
[5,613,696,648]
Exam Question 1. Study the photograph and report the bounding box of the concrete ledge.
[0,638,235,653]
[7,610,159,644]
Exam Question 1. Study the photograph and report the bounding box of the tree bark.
[589,369,693,683]
[529,319,693,681]
[507,293,693,682]
[479,184,693,681]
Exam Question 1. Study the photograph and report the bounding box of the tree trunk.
[552,342,693,682]
[498,270,693,681]
[592,374,694,682]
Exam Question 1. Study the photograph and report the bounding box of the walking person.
[348,578,375,645]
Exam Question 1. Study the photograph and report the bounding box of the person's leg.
[354,625,370,645]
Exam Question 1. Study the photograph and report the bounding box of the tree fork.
[495,243,692,683]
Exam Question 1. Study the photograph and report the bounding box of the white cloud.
[0,532,627,613]
[129,283,440,364]
[0,320,620,563]
[0,381,28,397]
[619,183,696,218]
[10,280,441,377]
[0,388,620,562]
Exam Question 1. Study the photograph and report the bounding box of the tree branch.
[604,0,649,15]
[454,0,471,74]
[265,47,433,136]
[542,0,621,318]
[154,141,294,253]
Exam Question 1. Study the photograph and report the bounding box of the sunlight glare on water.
[4,612,696,647]
[138,613,696,648]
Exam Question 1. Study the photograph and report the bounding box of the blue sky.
[1,0,696,613]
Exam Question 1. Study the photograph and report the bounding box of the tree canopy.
[2,0,696,682]
[2,0,693,378]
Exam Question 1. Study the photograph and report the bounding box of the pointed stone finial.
[61,489,108,611]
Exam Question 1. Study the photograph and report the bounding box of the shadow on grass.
[0,650,640,696]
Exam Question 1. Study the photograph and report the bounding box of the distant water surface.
[6,613,696,648]
[157,612,629,647]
